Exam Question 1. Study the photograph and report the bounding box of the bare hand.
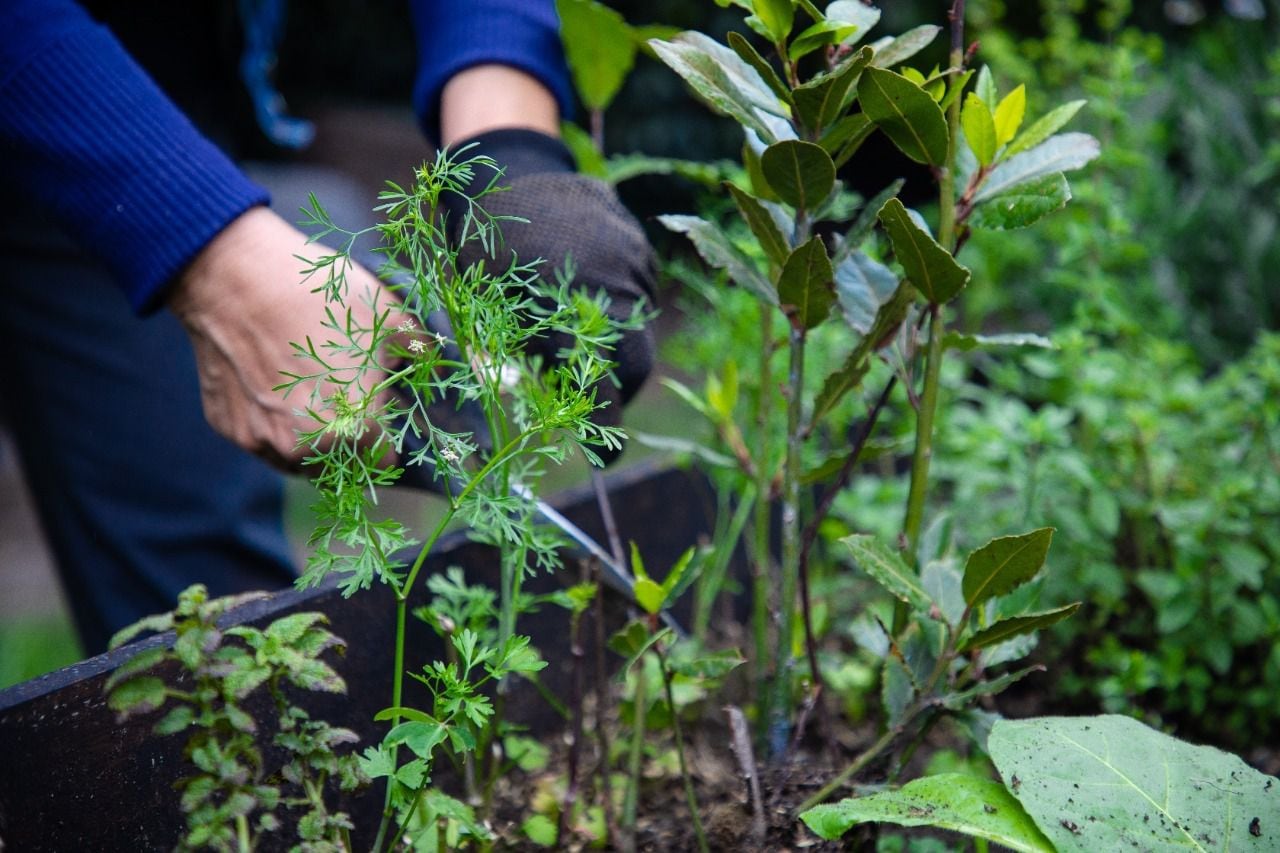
[168,206,398,469]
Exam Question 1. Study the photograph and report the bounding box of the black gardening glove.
[445,128,657,465]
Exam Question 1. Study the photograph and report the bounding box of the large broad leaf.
[989,716,1280,852]
[557,0,635,111]
[1005,100,1087,157]
[868,25,941,69]
[792,46,873,131]
[975,133,1100,202]
[835,250,898,335]
[760,140,836,212]
[802,774,1055,852]
[726,182,790,267]
[753,0,794,43]
[858,67,949,166]
[657,214,777,305]
[841,534,933,611]
[777,236,835,329]
[969,173,1072,230]
[958,604,1081,653]
[649,32,792,144]
[878,198,969,303]
[962,527,1054,608]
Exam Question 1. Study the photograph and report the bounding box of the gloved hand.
[446,128,657,465]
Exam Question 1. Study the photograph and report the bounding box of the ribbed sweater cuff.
[410,0,574,144]
[0,20,268,313]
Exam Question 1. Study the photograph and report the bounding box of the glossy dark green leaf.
[878,198,969,303]
[958,604,1081,653]
[788,19,859,62]
[942,330,1055,351]
[658,214,778,305]
[858,66,949,165]
[793,46,873,131]
[649,32,792,143]
[777,236,835,329]
[941,664,1044,710]
[760,140,836,211]
[961,527,1055,607]
[969,172,1071,230]
[557,0,636,111]
[726,182,790,266]
[726,31,791,103]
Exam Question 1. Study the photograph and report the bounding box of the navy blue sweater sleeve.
[410,0,574,143]
[0,0,269,313]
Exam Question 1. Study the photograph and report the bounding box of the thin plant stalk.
[656,647,710,853]
[593,565,621,848]
[621,663,647,846]
[751,303,775,717]
[768,323,806,757]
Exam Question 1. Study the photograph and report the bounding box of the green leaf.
[788,20,859,63]
[108,613,174,651]
[629,540,649,582]
[649,32,792,144]
[824,1,881,42]
[877,198,970,303]
[868,25,941,69]
[657,214,777,305]
[634,578,665,615]
[941,664,1044,710]
[858,67,949,166]
[841,534,933,611]
[726,31,790,103]
[107,676,167,717]
[630,430,736,468]
[753,0,795,43]
[670,648,746,679]
[959,604,1081,652]
[607,621,673,673]
[811,279,911,424]
[801,774,1055,851]
[835,250,899,336]
[660,546,699,599]
[974,66,997,110]
[821,113,875,168]
[777,236,836,330]
[942,330,1055,352]
[961,93,997,166]
[374,706,435,724]
[523,814,558,847]
[726,182,790,267]
[760,140,836,212]
[793,46,873,131]
[993,84,1026,147]
[604,153,735,186]
[968,173,1072,230]
[1005,100,1086,157]
[560,121,608,177]
[153,705,195,736]
[961,528,1054,608]
[266,611,327,646]
[104,646,167,692]
[386,720,449,760]
[975,133,1100,202]
[989,715,1280,852]
[557,0,636,111]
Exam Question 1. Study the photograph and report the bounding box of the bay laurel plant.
[650,0,1096,760]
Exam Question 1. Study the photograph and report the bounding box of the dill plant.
[277,146,644,847]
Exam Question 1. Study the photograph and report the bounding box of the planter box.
[0,463,719,851]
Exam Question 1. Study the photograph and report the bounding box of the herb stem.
[657,647,710,853]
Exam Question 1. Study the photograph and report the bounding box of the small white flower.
[440,447,460,463]
[435,332,449,348]
[397,319,416,333]
[407,339,427,354]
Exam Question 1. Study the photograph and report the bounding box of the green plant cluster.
[106,585,365,852]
